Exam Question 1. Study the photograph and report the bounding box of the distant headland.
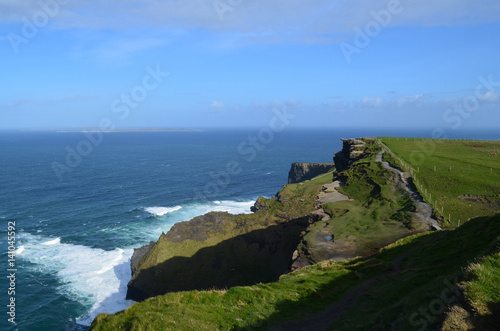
[11,128,203,133]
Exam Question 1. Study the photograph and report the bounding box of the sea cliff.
[126,138,434,301]
[90,137,500,331]
[288,162,334,184]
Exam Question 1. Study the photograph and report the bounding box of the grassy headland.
[91,137,500,330]
[91,214,500,330]
[378,137,500,227]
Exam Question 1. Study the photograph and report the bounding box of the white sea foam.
[15,199,255,326]
[17,233,134,326]
[15,246,25,254]
[204,200,254,215]
[144,206,182,216]
[42,237,61,245]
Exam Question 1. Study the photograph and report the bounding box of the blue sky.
[1,0,499,130]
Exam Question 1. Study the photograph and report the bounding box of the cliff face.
[126,137,431,302]
[127,211,311,301]
[288,163,335,184]
[126,161,339,301]
[333,138,367,172]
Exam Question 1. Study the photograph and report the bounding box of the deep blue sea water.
[1,128,498,331]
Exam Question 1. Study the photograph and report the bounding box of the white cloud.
[209,100,225,111]
[87,38,167,61]
[1,0,499,44]
[477,91,499,103]
[285,99,301,108]
[397,94,424,107]
[362,96,382,108]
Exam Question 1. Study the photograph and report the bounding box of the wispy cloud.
[362,96,382,108]
[87,37,167,61]
[209,100,225,112]
[3,94,92,108]
[2,0,499,45]
[397,94,424,108]
[477,91,499,103]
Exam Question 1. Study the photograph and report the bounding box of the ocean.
[1,128,498,331]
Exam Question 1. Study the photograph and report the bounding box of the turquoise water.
[0,128,498,330]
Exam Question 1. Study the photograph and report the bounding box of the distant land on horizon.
[7,128,204,133]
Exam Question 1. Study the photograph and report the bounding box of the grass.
[127,167,337,300]
[91,137,500,330]
[91,214,500,330]
[298,140,428,262]
[333,214,500,330]
[379,137,500,227]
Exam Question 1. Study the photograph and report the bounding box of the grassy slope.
[91,214,500,330]
[298,140,428,263]
[127,168,336,298]
[91,138,500,330]
[379,137,500,226]
[139,168,337,268]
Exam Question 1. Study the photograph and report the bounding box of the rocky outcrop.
[126,137,437,302]
[333,139,367,172]
[130,241,155,276]
[126,211,311,301]
[250,196,271,213]
[288,162,335,184]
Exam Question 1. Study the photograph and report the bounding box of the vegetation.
[91,214,500,330]
[379,137,500,227]
[298,142,427,263]
[91,137,500,330]
[127,167,337,300]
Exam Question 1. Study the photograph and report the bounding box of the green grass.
[127,168,337,300]
[91,137,500,330]
[254,169,336,218]
[463,251,500,315]
[298,140,428,262]
[379,137,500,227]
[91,214,500,330]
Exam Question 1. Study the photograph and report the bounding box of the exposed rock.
[288,162,334,184]
[333,139,367,172]
[130,241,155,276]
[126,211,311,301]
[290,252,314,271]
[316,181,351,205]
[165,212,230,243]
[251,196,271,213]
[310,209,331,222]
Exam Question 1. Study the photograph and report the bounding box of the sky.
[1,0,500,130]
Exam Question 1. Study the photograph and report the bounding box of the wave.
[15,245,25,254]
[204,200,254,214]
[42,237,61,245]
[16,233,134,326]
[14,198,256,326]
[144,206,182,216]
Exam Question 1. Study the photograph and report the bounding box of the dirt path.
[317,181,351,205]
[270,151,444,330]
[376,151,442,231]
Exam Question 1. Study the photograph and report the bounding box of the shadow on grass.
[127,216,311,301]
[243,214,500,331]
